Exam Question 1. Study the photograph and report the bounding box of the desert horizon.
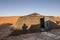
[0,13,60,40]
[0,0,60,40]
[0,13,60,29]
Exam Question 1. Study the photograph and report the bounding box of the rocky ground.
[50,29,60,36]
[0,29,60,40]
[0,24,60,40]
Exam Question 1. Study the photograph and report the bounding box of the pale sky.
[0,0,60,16]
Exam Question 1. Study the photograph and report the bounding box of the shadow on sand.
[8,20,60,37]
[0,20,60,40]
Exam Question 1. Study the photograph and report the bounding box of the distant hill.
[27,13,42,16]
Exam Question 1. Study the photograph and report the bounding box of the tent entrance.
[40,18,45,28]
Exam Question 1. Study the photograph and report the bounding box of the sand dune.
[0,16,19,26]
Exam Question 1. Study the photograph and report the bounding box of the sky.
[0,0,60,16]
